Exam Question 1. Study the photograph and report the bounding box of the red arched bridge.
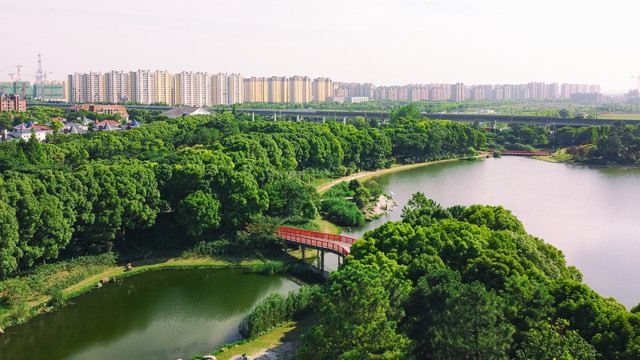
[278,226,357,272]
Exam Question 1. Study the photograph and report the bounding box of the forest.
[0,104,484,279]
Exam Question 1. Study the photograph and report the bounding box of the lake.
[340,157,640,308]
[0,268,299,360]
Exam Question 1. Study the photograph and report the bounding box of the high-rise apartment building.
[289,76,311,103]
[451,83,466,102]
[408,85,429,101]
[212,73,229,106]
[68,72,105,103]
[131,69,153,104]
[153,71,173,105]
[212,73,243,105]
[174,72,211,107]
[312,78,333,102]
[547,83,560,99]
[105,71,131,103]
[268,76,290,103]
[428,84,450,101]
[228,73,243,105]
[470,86,486,101]
[244,77,269,103]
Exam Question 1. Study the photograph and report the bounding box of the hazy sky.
[3,0,639,94]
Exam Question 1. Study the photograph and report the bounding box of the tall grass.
[239,285,320,338]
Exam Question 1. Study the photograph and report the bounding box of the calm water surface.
[342,157,640,308]
[0,268,299,360]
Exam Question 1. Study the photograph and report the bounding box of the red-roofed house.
[28,125,52,130]
[66,104,129,121]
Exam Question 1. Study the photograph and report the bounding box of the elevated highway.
[27,102,640,127]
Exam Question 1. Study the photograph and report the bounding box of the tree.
[431,280,515,360]
[176,190,221,237]
[297,258,413,359]
[50,119,64,133]
[264,178,318,220]
[0,199,20,278]
[516,320,596,360]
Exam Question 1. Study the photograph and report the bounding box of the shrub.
[320,198,365,227]
[188,240,233,256]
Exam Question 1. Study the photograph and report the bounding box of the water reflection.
[345,157,640,308]
[0,268,299,360]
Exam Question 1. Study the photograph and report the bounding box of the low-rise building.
[66,104,129,121]
[0,94,27,112]
[161,107,211,118]
[1,126,52,142]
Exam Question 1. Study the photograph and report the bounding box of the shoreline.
[315,157,469,194]
[1,252,309,329]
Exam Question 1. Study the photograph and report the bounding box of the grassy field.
[534,149,573,163]
[598,113,640,120]
[314,215,341,234]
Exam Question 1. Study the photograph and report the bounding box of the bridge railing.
[279,226,357,245]
[278,231,350,257]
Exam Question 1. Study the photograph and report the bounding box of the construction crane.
[12,64,23,82]
[8,72,16,81]
[631,74,640,92]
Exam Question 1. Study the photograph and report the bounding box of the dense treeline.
[297,193,640,360]
[0,105,484,279]
[558,121,640,162]
[240,99,637,117]
[487,120,640,163]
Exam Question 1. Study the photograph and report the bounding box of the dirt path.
[229,342,298,360]
[315,158,465,193]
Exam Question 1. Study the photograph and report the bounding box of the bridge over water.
[28,102,640,127]
[278,226,355,273]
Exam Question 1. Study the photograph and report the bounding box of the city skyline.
[2,0,639,94]
[61,69,601,106]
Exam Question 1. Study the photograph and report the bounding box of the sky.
[2,0,639,94]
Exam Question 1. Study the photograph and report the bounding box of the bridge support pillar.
[322,116,326,124]
[321,250,325,273]
[251,113,255,121]
[301,246,305,262]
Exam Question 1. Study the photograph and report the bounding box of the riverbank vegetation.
[319,179,388,226]
[294,192,640,360]
[485,119,640,165]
